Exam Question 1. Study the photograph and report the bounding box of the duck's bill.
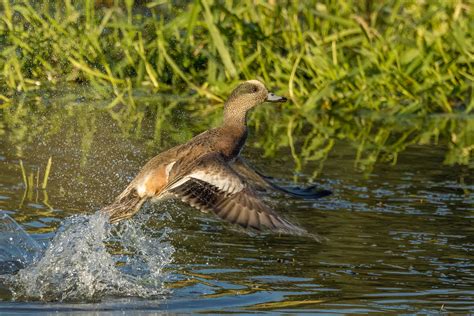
[266,92,287,103]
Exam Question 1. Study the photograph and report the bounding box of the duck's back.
[172,126,247,161]
[133,128,219,178]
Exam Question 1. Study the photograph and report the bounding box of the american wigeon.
[102,80,331,235]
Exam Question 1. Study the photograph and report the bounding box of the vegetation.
[0,0,473,172]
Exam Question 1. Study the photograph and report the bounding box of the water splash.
[0,213,43,274]
[1,212,174,302]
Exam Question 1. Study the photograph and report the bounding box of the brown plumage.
[101,80,331,235]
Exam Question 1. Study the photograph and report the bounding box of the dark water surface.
[0,99,473,314]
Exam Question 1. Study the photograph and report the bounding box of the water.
[0,213,42,274]
[2,212,173,302]
[0,99,473,313]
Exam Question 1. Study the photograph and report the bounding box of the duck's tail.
[101,185,147,224]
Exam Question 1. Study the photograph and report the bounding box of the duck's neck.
[223,107,248,132]
[220,108,248,158]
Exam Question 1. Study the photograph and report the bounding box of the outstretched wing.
[165,154,307,235]
[231,157,332,199]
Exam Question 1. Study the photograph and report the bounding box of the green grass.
[1,0,472,111]
[0,0,473,171]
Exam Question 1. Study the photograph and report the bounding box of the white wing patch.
[168,170,244,195]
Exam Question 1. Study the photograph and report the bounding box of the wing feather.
[166,154,307,235]
[231,157,332,199]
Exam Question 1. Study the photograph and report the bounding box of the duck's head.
[223,80,286,123]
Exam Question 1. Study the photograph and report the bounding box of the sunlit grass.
[1,1,472,112]
[17,157,54,212]
[0,0,473,171]
[19,157,52,191]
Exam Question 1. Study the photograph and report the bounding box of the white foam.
[4,211,174,302]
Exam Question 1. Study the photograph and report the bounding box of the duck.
[101,80,331,235]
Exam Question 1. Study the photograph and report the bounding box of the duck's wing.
[164,153,307,235]
[230,157,332,199]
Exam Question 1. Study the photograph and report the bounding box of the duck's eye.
[251,86,258,93]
